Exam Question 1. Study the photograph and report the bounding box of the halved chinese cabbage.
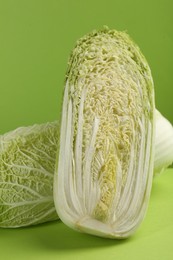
[54,27,155,238]
[0,122,59,228]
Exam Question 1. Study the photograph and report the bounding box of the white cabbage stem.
[154,110,173,176]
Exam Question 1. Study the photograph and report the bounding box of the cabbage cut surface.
[54,27,155,238]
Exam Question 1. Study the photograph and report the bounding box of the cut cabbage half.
[54,28,155,238]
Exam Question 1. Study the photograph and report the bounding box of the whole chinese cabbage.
[54,27,155,238]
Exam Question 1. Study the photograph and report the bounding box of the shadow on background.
[0,220,134,252]
[31,220,131,251]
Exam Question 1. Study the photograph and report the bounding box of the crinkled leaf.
[0,122,59,228]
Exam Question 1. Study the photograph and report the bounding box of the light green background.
[0,0,173,135]
[0,0,173,259]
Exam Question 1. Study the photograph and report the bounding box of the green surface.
[0,169,173,260]
[0,0,173,259]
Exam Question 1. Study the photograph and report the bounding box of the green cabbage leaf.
[0,122,59,228]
